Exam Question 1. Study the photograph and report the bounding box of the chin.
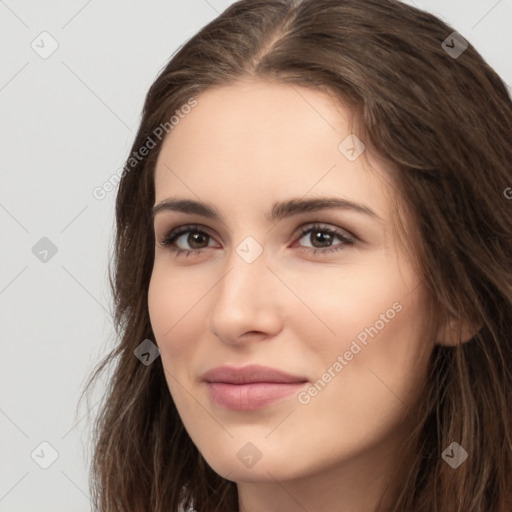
[201,446,308,483]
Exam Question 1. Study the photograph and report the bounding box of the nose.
[208,244,284,345]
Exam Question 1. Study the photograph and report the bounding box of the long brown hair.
[82,0,512,510]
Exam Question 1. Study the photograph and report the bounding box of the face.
[148,79,434,487]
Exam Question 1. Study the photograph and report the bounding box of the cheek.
[280,293,432,472]
[148,263,207,340]
[147,272,198,417]
[290,263,432,410]
[147,267,210,377]
[276,262,409,354]
[305,286,432,416]
[363,294,433,401]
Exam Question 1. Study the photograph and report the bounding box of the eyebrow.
[152,197,383,223]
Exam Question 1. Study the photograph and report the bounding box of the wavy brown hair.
[82,0,512,510]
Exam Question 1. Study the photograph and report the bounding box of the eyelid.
[158,223,219,246]
[291,223,355,244]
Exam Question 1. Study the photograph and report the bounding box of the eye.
[158,222,355,258]
[293,223,354,255]
[159,224,218,257]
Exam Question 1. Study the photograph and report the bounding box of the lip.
[201,364,308,385]
[201,364,309,410]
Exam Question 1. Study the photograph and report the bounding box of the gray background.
[1,1,510,510]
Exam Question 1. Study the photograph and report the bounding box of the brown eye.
[160,224,219,256]
[181,232,210,249]
[295,224,354,254]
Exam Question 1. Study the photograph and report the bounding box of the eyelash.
[158,223,355,258]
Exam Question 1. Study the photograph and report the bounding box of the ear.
[435,314,483,347]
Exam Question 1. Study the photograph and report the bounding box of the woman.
[84,0,512,510]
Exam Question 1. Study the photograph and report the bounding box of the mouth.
[201,364,309,410]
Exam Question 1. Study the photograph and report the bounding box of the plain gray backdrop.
[1,1,511,511]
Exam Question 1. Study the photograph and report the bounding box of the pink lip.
[201,364,309,410]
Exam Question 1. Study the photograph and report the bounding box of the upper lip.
[201,364,308,384]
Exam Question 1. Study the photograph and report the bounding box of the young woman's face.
[148,80,434,487]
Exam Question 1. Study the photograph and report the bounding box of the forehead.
[154,80,395,221]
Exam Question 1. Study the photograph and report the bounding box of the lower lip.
[206,382,308,410]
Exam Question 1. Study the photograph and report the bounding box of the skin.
[147,79,452,512]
